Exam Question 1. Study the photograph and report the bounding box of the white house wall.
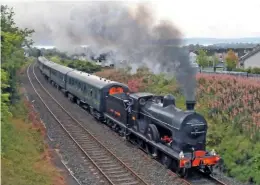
[244,51,260,68]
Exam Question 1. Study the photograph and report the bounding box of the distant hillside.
[34,37,260,47]
[183,37,260,45]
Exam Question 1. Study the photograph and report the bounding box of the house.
[240,46,260,68]
[189,52,197,63]
[214,62,225,71]
[189,52,199,68]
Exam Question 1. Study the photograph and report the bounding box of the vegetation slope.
[1,5,65,185]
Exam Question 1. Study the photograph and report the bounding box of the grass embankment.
[95,67,260,184]
[2,100,66,185]
[1,65,66,185]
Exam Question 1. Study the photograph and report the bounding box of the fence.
[200,70,260,79]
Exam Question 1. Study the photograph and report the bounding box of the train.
[37,56,221,178]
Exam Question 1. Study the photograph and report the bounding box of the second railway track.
[27,62,228,185]
[27,63,151,185]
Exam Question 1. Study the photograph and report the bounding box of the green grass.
[1,100,62,185]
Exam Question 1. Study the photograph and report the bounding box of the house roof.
[240,46,260,62]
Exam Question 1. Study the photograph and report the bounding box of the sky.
[131,0,260,38]
[3,0,260,38]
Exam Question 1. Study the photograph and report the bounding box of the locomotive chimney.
[186,100,196,111]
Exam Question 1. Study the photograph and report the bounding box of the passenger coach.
[66,71,129,120]
[49,64,74,91]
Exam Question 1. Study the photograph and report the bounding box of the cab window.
[109,87,124,95]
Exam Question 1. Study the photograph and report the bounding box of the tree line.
[1,5,34,121]
[196,48,260,73]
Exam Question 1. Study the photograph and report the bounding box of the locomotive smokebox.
[186,100,196,111]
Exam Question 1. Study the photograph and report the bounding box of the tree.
[1,5,34,105]
[196,49,208,69]
[212,55,220,72]
[225,49,238,71]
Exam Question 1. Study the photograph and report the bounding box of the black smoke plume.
[10,1,197,101]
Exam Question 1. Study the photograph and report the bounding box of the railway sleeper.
[106,170,126,175]
[96,160,114,165]
[84,146,102,151]
[90,152,107,157]
[119,181,140,185]
[112,177,134,182]
[109,173,131,178]
[78,141,100,146]
[94,158,112,162]
[101,165,122,170]
[76,139,92,143]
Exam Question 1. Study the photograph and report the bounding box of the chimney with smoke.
[186,100,196,111]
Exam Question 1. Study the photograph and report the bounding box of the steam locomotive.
[37,56,221,178]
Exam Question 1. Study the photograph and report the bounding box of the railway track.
[27,63,150,185]
[186,172,228,185]
[27,62,228,185]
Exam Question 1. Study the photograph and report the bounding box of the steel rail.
[27,63,150,185]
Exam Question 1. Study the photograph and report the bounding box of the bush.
[248,67,260,74]
[234,67,260,74]
[196,73,260,140]
[49,56,101,73]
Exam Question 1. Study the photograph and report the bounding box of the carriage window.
[96,91,100,99]
[94,89,97,99]
[90,89,93,97]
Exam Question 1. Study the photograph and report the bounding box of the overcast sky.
[3,0,260,38]
[131,0,260,38]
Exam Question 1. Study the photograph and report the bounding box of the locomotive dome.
[163,94,176,107]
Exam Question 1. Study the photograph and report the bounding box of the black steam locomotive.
[37,57,221,178]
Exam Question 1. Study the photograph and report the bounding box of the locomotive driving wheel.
[106,119,113,127]
[161,153,172,168]
[204,166,213,175]
[171,160,189,178]
[131,121,144,147]
[132,137,143,148]
[177,167,189,178]
[76,99,81,106]
[145,124,159,158]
